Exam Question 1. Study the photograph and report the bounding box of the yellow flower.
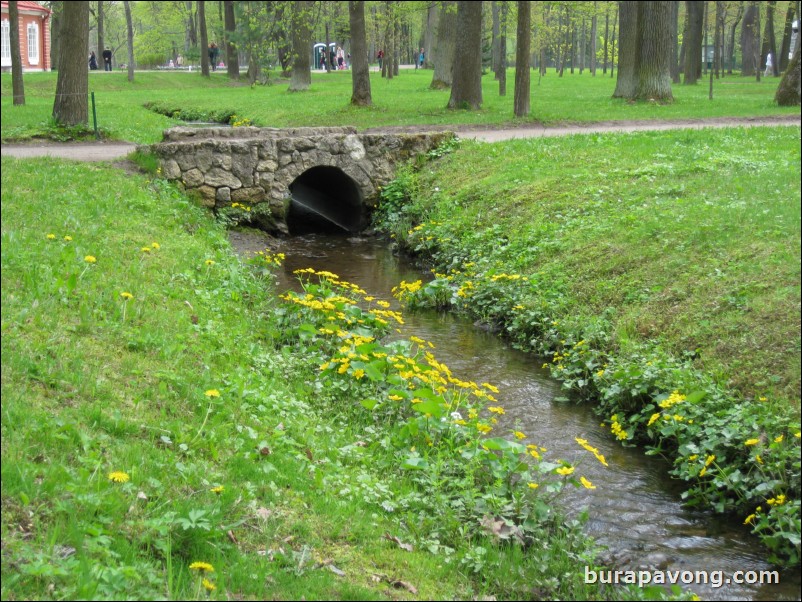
[108,471,130,483]
[120,292,134,300]
[202,578,216,591]
[151,242,160,249]
[580,476,596,489]
[513,431,526,440]
[204,389,221,398]
[476,423,493,434]
[64,235,73,242]
[744,438,760,446]
[699,467,707,477]
[705,454,716,467]
[758,396,767,402]
[205,259,216,266]
[528,482,539,489]
[388,394,403,401]
[84,255,97,263]
[487,406,505,415]
[46,233,56,240]
[688,454,699,461]
[556,465,575,476]
[210,485,224,494]
[189,561,214,573]
[596,369,605,378]
[647,413,661,427]
[141,246,151,253]
[755,455,763,465]
[319,362,331,371]
[774,434,784,443]
[743,513,756,525]
[353,369,365,380]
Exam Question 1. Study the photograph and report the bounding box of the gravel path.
[1,115,799,162]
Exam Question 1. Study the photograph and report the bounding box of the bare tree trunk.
[224,0,239,79]
[590,3,598,76]
[53,1,89,125]
[684,1,704,83]
[613,1,638,97]
[513,0,530,116]
[50,1,62,72]
[727,2,743,74]
[775,36,801,104]
[123,0,134,82]
[289,0,313,91]
[393,1,400,76]
[424,2,437,68]
[349,1,371,105]
[741,2,759,76]
[603,8,609,74]
[199,0,210,76]
[635,1,673,101]
[10,1,25,105]
[492,1,501,78]
[760,0,777,76]
[779,3,796,72]
[97,0,104,59]
[754,1,762,81]
[710,1,724,98]
[431,0,456,88]
[670,0,680,82]
[610,4,617,78]
[448,0,483,109]
[499,1,508,95]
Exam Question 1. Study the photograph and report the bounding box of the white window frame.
[27,21,39,65]
[1,19,11,67]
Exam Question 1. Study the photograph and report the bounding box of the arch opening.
[287,166,365,235]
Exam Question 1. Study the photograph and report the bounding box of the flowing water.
[229,230,801,601]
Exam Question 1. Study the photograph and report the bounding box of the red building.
[1,1,51,72]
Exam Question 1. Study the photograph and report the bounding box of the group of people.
[319,46,348,70]
[375,48,425,69]
[88,47,113,71]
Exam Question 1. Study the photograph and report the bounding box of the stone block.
[182,168,204,188]
[216,187,231,202]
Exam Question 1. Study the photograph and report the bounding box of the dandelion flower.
[141,247,151,253]
[84,255,97,263]
[189,561,215,573]
[120,292,134,300]
[151,242,160,249]
[64,235,73,242]
[108,471,130,483]
[580,476,596,489]
[210,485,224,494]
[205,259,215,266]
[205,389,221,398]
[46,233,56,240]
[202,578,216,591]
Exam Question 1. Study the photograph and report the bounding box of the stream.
[229,230,800,601]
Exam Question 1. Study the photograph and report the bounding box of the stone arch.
[286,165,365,235]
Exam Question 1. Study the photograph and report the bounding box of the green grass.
[2,157,668,600]
[379,125,801,563]
[2,68,798,144]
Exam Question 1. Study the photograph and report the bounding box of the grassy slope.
[1,158,625,601]
[406,127,801,403]
[2,69,799,144]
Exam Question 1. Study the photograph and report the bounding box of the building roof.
[0,1,51,16]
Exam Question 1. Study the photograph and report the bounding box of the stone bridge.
[149,126,453,235]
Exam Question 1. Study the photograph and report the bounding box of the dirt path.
[1,115,799,162]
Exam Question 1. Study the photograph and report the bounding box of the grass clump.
[1,157,685,600]
[376,126,801,565]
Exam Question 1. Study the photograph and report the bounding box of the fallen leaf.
[255,507,272,520]
[390,580,418,594]
[383,533,413,552]
[327,564,346,577]
[227,530,239,544]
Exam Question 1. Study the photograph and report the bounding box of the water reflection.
[230,231,800,601]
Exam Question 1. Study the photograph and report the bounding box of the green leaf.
[360,398,379,410]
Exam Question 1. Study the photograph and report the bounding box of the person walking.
[208,43,220,71]
[89,51,98,70]
[764,52,774,77]
[102,47,113,71]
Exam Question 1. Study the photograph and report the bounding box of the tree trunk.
[289,0,313,91]
[775,36,801,104]
[610,4,617,78]
[741,2,759,75]
[393,2,400,76]
[349,1,371,105]
[603,9,609,73]
[727,2,743,74]
[779,3,795,72]
[760,0,777,76]
[590,3,598,76]
[513,0,530,116]
[431,0,456,88]
[499,1,508,95]
[52,1,89,126]
[710,1,724,98]
[50,1,62,71]
[97,0,104,60]
[184,1,196,52]
[10,1,25,105]
[683,1,704,84]
[670,0,680,82]
[199,0,210,76]
[123,0,134,82]
[448,1,483,109]
[492,1,501,78]
[424,2,437,68]
[635,1,673,101]
[224,0,239,79]
[613,1,638,98]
